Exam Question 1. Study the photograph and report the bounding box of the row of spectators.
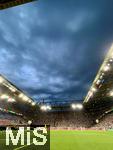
[0,111,27,126]
[92,112,113,130]
[33,110,113,130]
[1,108,113,130]
[33,110,93,128]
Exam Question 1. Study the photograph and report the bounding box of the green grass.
[0,130,113,150]
[50,130,113,150]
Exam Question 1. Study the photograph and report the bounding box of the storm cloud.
[0,0,113,102]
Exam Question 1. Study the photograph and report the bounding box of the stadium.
[0,45,113,149]
[0,0,113,150]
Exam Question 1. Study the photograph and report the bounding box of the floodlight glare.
[71,103,83,110]
[40,105,47,111]
[96,80,101,85]
[0,94,9,99]
[110,59,113,62]
[76,104,83,109]
[91,87,97,92]
[109,91,113,97]
[23,96,29,101]
[0,76,4,83]
[31,102,36,106]
[104,65,110,71]
[19,93,30,102]
[18,93,24,98]
[95,119,99,124]
[71,104,76,109]
[28,120,32,125]
[28,99,32,103]
[46,105,52,110]
[8,98,16,103]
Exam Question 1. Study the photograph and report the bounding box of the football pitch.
[51,130,113,150]
[0,130,113,150]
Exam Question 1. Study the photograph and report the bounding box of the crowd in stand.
[34,110,93,128]
[34,110,113,130]
[0,111,27,126]
[1,109,113,130]
[92,112,113,130]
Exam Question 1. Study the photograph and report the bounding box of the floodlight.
[31,102,36,106]
[0,94,9,99]
[28,99,32,103]
[40,105,52,111]
[40,105,47,111]
[95,119,99,124]
[71,103,83,110]
[110,59,113,62]
[71,104,76,109]
[18,93,24,98]
[46,105,52,110]
[0,76,4,83]
[28,120,32,125]
[91,87,97,92]
[76,104,83,109]
[8,98,16,103]
[109,91,113,97]
[23,96,29,101]
[104,65,110,71]
[96,80,101,85]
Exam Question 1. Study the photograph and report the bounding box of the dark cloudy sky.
[0,0,113,102]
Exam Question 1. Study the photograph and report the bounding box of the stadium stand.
[92,112,113,130]
[84,45,113,122]
[33,110,93,128]
[0,110,27,126]
[1,45,113,129]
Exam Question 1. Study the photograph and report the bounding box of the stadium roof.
[0,74,38,118]
[84,44,113,119]
[0,0,36,10]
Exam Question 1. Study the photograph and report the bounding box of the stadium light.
[19,93,32,103]
[23,96,29,102]
[95,119,99,124]
[3,82,16,92]
[31,102,36,106]
[40,105,52,111]
[103,65,110,71]
[99,75,103,79]
[71,103,83,110]
[28,99,32,103]
[40,105,47,111]
[46,105,52,110]
[76,104,83,109]
[109,59,113,62]
[28,120,32,125]
[91,87,97,92]
[71,104,76,109]
[0,94,9,99]
[109,91,113,97]
[18,93,24,98]
[96,79,101,85]
[7,98,16,103]
[0,76,4,83]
